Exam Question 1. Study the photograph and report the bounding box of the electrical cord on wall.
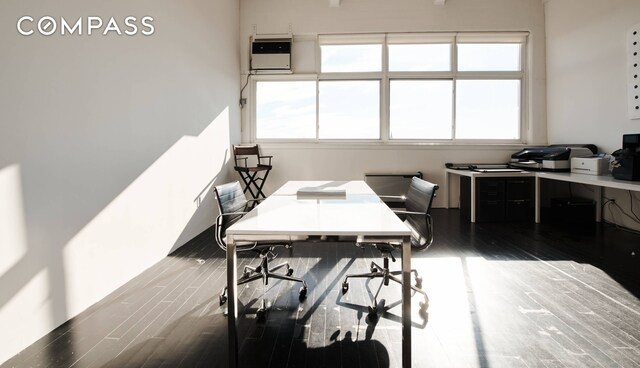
[239,72,252,108]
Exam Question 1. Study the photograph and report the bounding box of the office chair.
[214,181,308,321]
[232,144,272,200]
[341,177,438,319]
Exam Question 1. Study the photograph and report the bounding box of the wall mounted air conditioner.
[250,36,292,72]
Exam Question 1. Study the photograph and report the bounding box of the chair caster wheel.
[299,287,307,300]
[287,268,294,276]
[256,308,266,322]
[341,282,349,294]
[419,307,428,319]
[415,276,423,289]
[242,271,251,279]
[419,300,429,311]
[367,306,378,320]
[219,294,227,306]
[370,267,378,273]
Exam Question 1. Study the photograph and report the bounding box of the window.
[251,32,527,142]
[388,44,451,72]
[455,80,521,139]
[255,81,316,139]
[389,80,453,139]
[320,44,382,73]
[319,80,380,139]
[457,43,521,71]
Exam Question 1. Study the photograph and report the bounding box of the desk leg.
[445,171,451,209]
[227,236,238,368]
[535,176,541,223]
[470,176,476,223]
[401,236,412,368]
[594,186,602,222]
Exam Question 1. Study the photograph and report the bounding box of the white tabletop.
[227,180,410,238]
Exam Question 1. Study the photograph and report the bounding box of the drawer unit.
[506,179,534,200]
[478,179,505,201]
[460,176,534,222]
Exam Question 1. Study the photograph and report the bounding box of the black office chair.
[341,177,438,319]
[214,181,308,321]
[233,144,272,200]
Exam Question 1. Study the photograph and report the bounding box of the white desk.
[444,168,536,223]
[225,180,413,368]
[535,172,640,223]
[445,168,640,223]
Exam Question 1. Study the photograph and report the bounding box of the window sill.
[250,141,540,151]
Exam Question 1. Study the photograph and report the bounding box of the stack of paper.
[296,187,346,199]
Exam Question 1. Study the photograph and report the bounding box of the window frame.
[249,32,528,144]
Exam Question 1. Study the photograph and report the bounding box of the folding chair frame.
[233,144,272,199]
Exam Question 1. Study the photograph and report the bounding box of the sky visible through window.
[321,44,382,73]
[256,81,316,139]
[456,80,520,139]
[319,80,380,139]
[388,44,451,72]
[390,80,453,139]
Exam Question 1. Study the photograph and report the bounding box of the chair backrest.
[233,144,260,157]
[233,144,262,168]
[213,181,248,248]
[404,177,439,250]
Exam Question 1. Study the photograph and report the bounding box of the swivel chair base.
[220,249,308,321]
[341,252,428,320]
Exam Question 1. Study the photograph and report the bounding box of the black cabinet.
[461,176,534,222]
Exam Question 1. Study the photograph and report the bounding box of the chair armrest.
[258,155,272,165]
[378,195,406,201]
[246,198,263,210]
[234,157,248,167]
[392,209,427,216]
[218,211,249,217]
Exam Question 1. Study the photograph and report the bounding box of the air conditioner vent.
[251,37,292,71]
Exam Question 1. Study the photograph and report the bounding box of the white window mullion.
[451,35,458,140]
[381,34,389,142]
[315,77,320,142]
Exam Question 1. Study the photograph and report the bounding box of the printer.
[509,144,597,171]
[571,156,609,175]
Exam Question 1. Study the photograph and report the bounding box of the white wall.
[0,0,240,364]
[239,0,547,204]
[545,0,640,153]
[545,0,640,230]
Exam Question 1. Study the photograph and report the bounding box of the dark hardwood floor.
[3,209,640,368]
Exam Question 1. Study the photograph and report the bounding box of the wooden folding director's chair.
[232,144,272,199]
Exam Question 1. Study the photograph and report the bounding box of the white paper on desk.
[296,187,346,199]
